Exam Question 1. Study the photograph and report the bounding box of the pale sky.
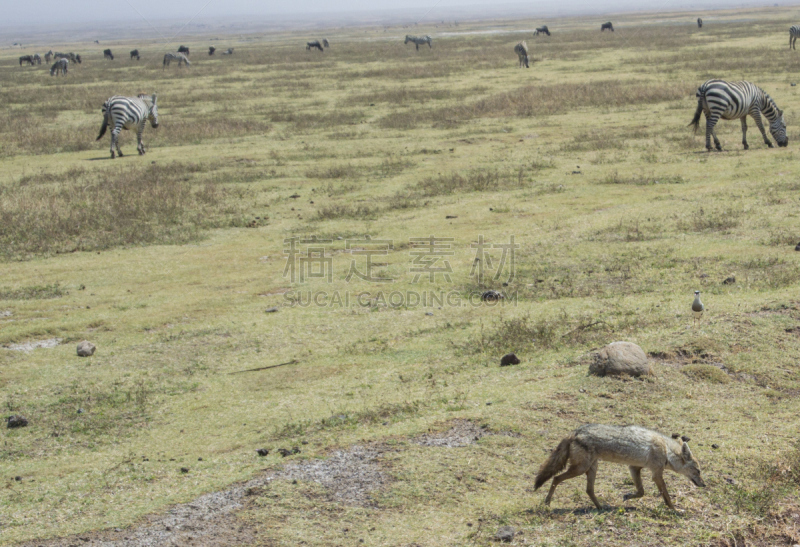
[3,0,797,29]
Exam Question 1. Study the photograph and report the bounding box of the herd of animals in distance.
[6,15,799,513]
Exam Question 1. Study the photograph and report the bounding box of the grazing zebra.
[697,18,703,28]
[208,46,216,55]
[130,49,140,60]
[404,34,432,50]
[533,25,551,36]
[163,52,190,67]
[601,22,614,32]
[790,25,800,49]
[55,52,80,63]
[178,45,190,55]
[45,50,53,63]
[221,48,234,55]
[104,49,114,60]
[19,55,35,66]
[689,79,788,151]
[50,58,68,76]
[306,40,323,51]
[322,38,329,48]
[514,41,529,68]
[33,53,41,64]
[96,94,159,159]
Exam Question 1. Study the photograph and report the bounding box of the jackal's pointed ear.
[681,442,693,460]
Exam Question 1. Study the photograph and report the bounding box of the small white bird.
[692,290,704,325]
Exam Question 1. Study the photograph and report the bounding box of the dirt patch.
[415,419,490,447]
[19,444,390,547]
[277,445,389,506]
[0,310,11,317]
[3,338,61,351]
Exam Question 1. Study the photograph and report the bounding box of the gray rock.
[481,290,504,302]
[495,526,516,542]
[77,340,96,357]
[589,341,653,378]
[7,415,28,428]
[265,307,279,313]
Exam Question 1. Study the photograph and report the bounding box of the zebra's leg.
[705,116,721,151]
[751,111,773,147]
[137,123,146,155]
[415,43,419,51]
[740,117,749,150]
[112,123,125,158]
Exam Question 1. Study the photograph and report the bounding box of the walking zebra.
[96,94,159,159]
[130,49,140,60]
[689,79,788,151]
[306,40,323,51]
[405,35,432,50]
[208,46,216,55]
[178,45,190,55]
[45,50,53,63]
[514,41,529,68]
[697,18,703,28]
[50,58,68,76]
[19,55,35,66]
[221,48,234,55]
[601,22,614,32]
[163,52,190,67]
[533,25,551,36]
[322,38,329,48]
[790,25,800,49]
[103,49,114,60]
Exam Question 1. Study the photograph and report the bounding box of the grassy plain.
[1,6,800,546]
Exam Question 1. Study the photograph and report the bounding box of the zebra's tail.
[96,107,109,140]
[689,90,704,134]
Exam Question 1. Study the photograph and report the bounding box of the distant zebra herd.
[404,35,432,50]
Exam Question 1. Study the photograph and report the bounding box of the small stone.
[723,276,736,285]
[445,215,458,219]
[180,467,189,473]
[425,312,434,316]
[495,526,516,542]
[15,476,22,481]
[6,415,28,429]
[486,401,492,406]
[265,307,279,313]
[76,341,96,357]
[500,353,520,367]
[278,448,292,457]
[292,479,298,484]
[256,448,269,456]
[301,440,308,445]
[292,446,301,454]
[725,477,737,485]
[197,457,203,461]
[712,443,719,449]
[795,242,800,251]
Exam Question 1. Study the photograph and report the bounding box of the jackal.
[534,424,705,510]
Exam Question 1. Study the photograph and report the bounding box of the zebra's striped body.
[50,58,68,76]
[404,35,432,50]
[514,41,529,68]
[163,52,190,67]
[601,22,614,32]
[790,25,800,49]
[322,38,329,48]
[55,52,81,64]
[533,26,550,36]
[103,49,114,60]
[19,55,35,66]
[306,40,323,51]
[33,53,41,64]
[130,49,140,60]
[96,94,159,159]
[45,51,52,63]
[689,79,787,151]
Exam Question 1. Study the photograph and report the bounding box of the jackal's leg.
[545,460,592,506]
[623,466,645,501]
[652,470,675,510]
[585,462,602,509]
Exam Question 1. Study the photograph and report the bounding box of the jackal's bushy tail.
[689,88,704,134]
[534,435,573,490]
